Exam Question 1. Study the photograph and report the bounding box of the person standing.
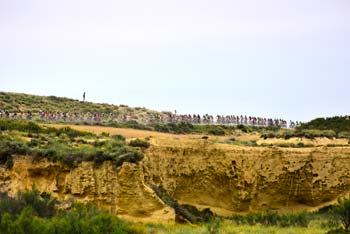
[83,92,86,102]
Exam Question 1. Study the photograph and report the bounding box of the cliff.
[1,138,350,222]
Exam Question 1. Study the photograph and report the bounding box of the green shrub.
[231,210,311,227]
[0,119,40,133]
[0,137,29,169]
[111,134,125,141]
[129,139,150,148]
[237,124,249,133]
[100,132,109,137]
[0,119,144,168]
[333,197,350,232]
[153,122,194,134]
[299,117,350,134]
[261,132,277,139]
[208,128,225,136]
[326,228,348,234]
[0,188,56,218]
[115,151,144,167]
[338,131,350,139]
[0,189,143,234]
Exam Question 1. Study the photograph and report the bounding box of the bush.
[111,134,125,142]
[0,188,56,218]
[298,116,350,134]
[237,124,249,133]
[0,137,29,169]
[231,210,311,227]
[338,131,350,139]
[100,132,110,137]
[115,151,144,167]
[0,119,144,168]
[0,189,143,234]
[208,128,225,136]
[153,122,194,134]
[129,139,150,148]
[333,197,350,232]
[0,119,41,133]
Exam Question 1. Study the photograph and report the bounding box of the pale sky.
[0,0,349,121]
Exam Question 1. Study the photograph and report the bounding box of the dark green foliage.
[0,119,94,138]
[333,197,350,232]
[230,206,344,229]
[0,119,41,133]
[0,119,144,168]
[208,128,225,136]
[237,124,249,133]
[128,139,150,148]
[261,129,337,140]
[152,185,215,224]
[0,189,143,234]
[100,132,110,137]
[298,117,350,134]
[231,210,313,227]
[53,126,94,138]
[326,228,349,234]
[0,135,29,169]
[111,134,126,141]
[194,125,229,136]
[108,121,153,131]
[153,122,194,134]
[114,151,144,167]
[0,188,56,219]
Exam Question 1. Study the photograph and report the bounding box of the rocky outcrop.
[144,142,350,215]
[0,156,174,223]
[1,141,350,221]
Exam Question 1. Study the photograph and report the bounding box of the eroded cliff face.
[145,140,350,216]
[0,156,174,223]
[1,140,350,221]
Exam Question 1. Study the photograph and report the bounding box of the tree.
[334,197,350,232]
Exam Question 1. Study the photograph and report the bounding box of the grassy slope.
[1,91,349,140]
[0,91,157,117]
[298,116,350,134]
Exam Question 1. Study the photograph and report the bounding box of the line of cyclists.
[0,110,301,128]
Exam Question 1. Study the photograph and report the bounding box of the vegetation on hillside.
[298,116,350,134]
[259,117,350,141]
[0,92,267,136]
[0,119,144,168]
[0,91,152,116]
[0,188,143,234]
[332,197,350,232]
[0,188,347,234]
[1,92,350,139]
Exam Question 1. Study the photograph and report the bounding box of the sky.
[0,0,349,122]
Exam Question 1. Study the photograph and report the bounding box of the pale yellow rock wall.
[0,156,175,223]
[1,142,350,221]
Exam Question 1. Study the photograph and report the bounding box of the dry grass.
[42,123,349,149]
